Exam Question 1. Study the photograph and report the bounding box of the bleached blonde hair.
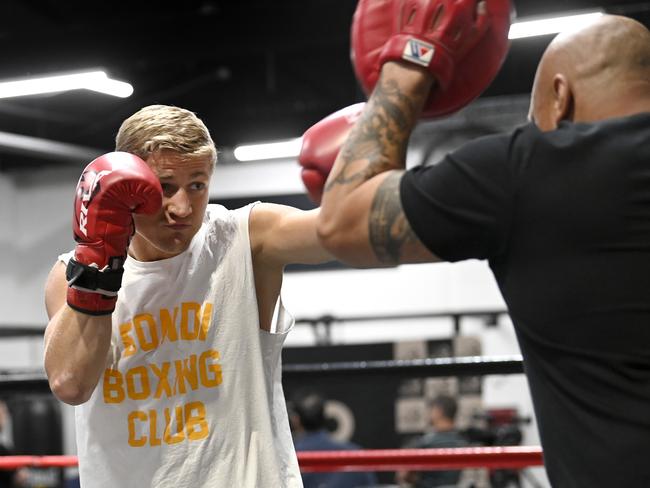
[115,105,217,165]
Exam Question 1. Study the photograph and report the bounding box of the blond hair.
[115,105,217,165]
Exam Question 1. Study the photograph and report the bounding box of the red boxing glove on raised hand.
[66,152,162,315]
[351,0,511,118]
[299,103,366,204]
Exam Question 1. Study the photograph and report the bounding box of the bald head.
[530,15,650,131]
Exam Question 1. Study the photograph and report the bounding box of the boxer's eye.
[189,182,206,191]
[161,183,177,197]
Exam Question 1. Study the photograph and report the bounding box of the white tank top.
[60,203,302,488]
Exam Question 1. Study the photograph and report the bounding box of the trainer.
[301,2,650,486]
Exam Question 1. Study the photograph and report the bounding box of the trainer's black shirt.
[401,113,650,487]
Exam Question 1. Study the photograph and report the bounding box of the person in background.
[396,395,467,488]
[291,392,377,488]
[0,402,28,488]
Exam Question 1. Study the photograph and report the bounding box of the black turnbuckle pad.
[66,258,124,297]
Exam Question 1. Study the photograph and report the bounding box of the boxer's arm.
[249,204,333,332]
[44,261,113,405]
[250,203,333,267]
[43,152,161,404]
[317,62,438,267]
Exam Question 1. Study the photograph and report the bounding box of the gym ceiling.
[0,0,647,169]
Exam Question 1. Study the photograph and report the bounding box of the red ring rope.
[299,446,544,472]
[0,447,544,472]
[0,455,79,469]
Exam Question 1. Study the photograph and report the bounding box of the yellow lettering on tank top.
[174,355,198,394]
[163,406,185,444]
[198,302,213,341]
[103,369,125,404]
[180,302,202,340]
[126,366,150,400]
[160,307,179,343]
[108,339,223,446]
[128,410,147,447]
[199,349,222,388]
[119,322,137,357]
[148,409,162,446]
[119,302,214,358]
[185,401,209,441]
[126,401,211,447]
[150,362,172,399]
[133,313,159,352]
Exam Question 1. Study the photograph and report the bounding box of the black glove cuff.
[66,258,124,296]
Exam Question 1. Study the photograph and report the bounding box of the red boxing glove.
[299,103,366,204]
[351,0,512,118]
[66,152,162,315]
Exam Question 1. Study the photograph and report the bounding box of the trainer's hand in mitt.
[351,0,512,118]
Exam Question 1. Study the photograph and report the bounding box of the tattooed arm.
[317,61,440,267]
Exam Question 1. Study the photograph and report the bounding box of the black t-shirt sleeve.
[400,131,515,262]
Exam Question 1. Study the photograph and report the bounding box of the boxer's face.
[130,151,212,261]
[430,405,444,426]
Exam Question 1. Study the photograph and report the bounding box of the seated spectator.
[290,392,377,488]
[0,401,28,488]
[397,395,468,487]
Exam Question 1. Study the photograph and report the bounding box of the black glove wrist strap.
[66,258,124,297]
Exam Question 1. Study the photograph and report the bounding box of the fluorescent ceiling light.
[234,10,606,163]
[0,70,133,99]
[233,137,303,162]
[509,11,604,40]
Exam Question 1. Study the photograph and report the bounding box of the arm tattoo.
[324,78,426,192]
[369,172,419,264]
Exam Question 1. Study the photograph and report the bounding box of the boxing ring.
[0,308,548,486]
[0,353,545,477]
[0,446,544,471]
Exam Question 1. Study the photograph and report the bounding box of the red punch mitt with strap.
[66,152,162,315]
[299,103,366,204]
[351,0,512,118]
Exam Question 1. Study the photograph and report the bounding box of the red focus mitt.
[351,0,512,118]
[298,103,366,204]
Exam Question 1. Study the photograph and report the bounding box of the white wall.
[0,167,81,326]
[1,168,73,372]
